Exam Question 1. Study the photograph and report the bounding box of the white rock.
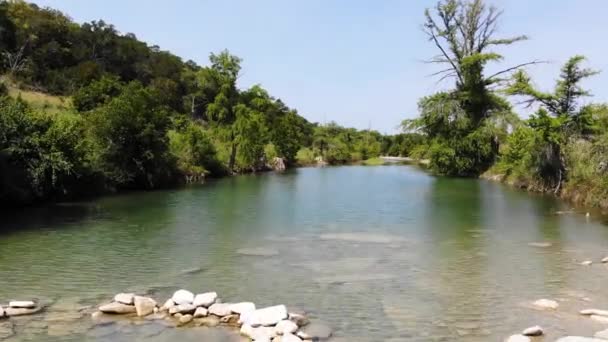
[555,337,608,342]
[581,260,593,266]
[276,333,303,342]
[255,337,272,342]
[532,299,559,310]
[595,329,608,339]
[522,325,543,336]
[193,292,217,307]
[296,322,332,340]
[601,256,608,263]
[275,320,298,335]
[8,301,36,309]
[169,303,196,315]
[133,296,156,317]
[113,293,135,305]
[229,302,256,315]
[591,315,608,324]
[98,302,135,314]
[159,298,175,312]
[193,307,208,318]
[505,335,531,342]
[0,306,4,317]
[580,309,608,317]
[179,314,193,325]
[240,324,276,340]
[208,303,232,317]
[172,289,194,305]
[241,305,288,327]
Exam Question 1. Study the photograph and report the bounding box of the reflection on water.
[1,165,607,341]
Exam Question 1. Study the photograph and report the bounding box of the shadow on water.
[0,202,93,235]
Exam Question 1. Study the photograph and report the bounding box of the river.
[1,165,607,341]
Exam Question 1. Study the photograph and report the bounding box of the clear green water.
[1,165,608,341]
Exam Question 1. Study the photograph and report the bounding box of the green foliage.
[295,147,316,165]
[168,121,224,176]
[72,75,123,112]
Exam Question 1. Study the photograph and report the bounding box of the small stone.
[288,313,309,327]
[171,289,194,305]
[99,302,136,314]
[505,335,531,342]
[134,296,157,317]
[522,326,543,336]
[595,329,608,339]
[5,306,43,316]
[159,298,175,312]
[580,309,608,317]
[532,299,559,310]
[275,320,298,335]
[581,260,593,266]
[219,314,240,326]
[240,305,288,327]
[528,242,552,248]
[0,306,4,318]
[193,307,208,318]
[591,315,608,324]
[179,314,193,325]
[601,256,608,263]
[208,303,233,317]
[296,322,332,340]
[193,292,218,307]
[113,293,135,305]
[274,333,303,342]
[229,302,256,315]
[194,315,220,327]
[174,313,183,319]
[8,301,36,309]
[169,303,196,315]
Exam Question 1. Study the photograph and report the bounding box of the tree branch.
[487,60,546,80]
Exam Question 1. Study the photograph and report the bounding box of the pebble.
[522,325,543,336]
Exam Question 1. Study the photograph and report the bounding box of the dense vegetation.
[0,0,417,206]
[408,0,608,208]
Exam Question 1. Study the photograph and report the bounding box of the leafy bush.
[169,122,224,177]
[72,75,124,112]
[296,148,315,165]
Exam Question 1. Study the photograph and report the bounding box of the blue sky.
[31,0,608,133]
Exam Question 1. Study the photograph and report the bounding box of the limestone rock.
[193,292,217,307]
[289,313,309,327]
[595,329,608,339]
[5,306,43,316]
[532,299,559,310]
[0,306,4,318]
[275,319,298,335]
[171,289,194,305]
[229,302,256,315]
[581,309,608,317]
[134,296,156,317]
[179,314,193,325]
[274,333,303,342]
[194,315,220,327]
[193,307,208,318]
[601,256,608,263]
[505,335,531,342]
[522,326,543,336]
[241,305,288,327]
[528,242,552,248]
[208,303,233,317]
[99,302,136,314]
[159,298,175,312]
[9,300,36,309]
[555,337,608,342]
[581,260,593,266]
[296,322,332,340]
[169,303,196,315]
[113,293,135,305]
[590,315,608,324]
[241,324,277,340]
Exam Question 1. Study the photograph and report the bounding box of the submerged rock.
[172,289,194,305]
[528,242,552,248]
[99,302,136,314]
[505,335,531,342]
[289,313,309,327]
[236,247,279,257]
[522,326,543,336]
[113,293,135,305]
[5,306,43,316]
[274,319,298,335]
[179,314,193,325]
[0,306,4,318]
[9,300,36,309]
[296,322,332,340]
[240,305,288,327]
[241,324,277,340]
[601,256,608,263]
[274,333,303,342]
[532,299,559,310]
[134,296,157,317]
[581,260,593,266]
[580,309,608,317]
[169,303,196,315]
[194,315,220,327]
[193,292,217,307]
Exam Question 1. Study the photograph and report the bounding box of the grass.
[362,157,388,166]
[2,76,71,114]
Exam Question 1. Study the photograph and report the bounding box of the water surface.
[1,165,608,341]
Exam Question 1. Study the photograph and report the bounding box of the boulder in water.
[505,335,531,342]
[0,306,4,318]
[193,307,208,318]
[288,313,309,327]
[581,260,593,266]
[179,314,193,325]
[208,303,233,317]
[580,309,608,317]
[113,293,135,305]
[240,305,288,327]
[172,289,194,305]
[229,302,255,315]
[159,298,175,312]
[5,306,43,316]
[134,296,156,317]
[274,319,298,335]
[601,256,608,263]
[98,302,136,314]
[169,303,196,315]
[274,333,303,342]
[532,299,559,310]
[193,292,217,307]
[9,301,36,309]
[522,326,543,336]
[241,324,277,340]
[296,322,332,340]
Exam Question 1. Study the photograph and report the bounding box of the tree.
[72,75,123,112]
